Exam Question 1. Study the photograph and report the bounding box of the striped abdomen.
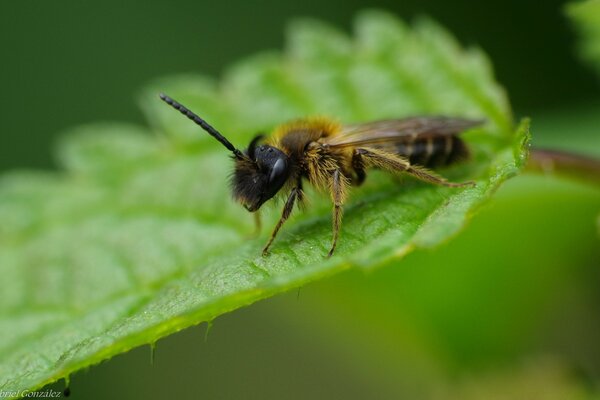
[384,135,469,168]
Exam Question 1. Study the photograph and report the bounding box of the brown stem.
[527,148,600,185]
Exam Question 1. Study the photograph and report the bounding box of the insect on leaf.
[0,10,528,394]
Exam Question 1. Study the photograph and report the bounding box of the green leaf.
[567,0,600,74]
[0,10,527,394]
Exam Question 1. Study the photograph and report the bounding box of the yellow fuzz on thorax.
[267,117,342,149]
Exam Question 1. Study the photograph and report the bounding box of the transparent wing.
[324,116,484,148]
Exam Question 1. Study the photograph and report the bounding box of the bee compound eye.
[268,158,287,185]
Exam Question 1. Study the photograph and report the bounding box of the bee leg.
[356,148,475,188]
[248,211,261,238]
[328,169,348,257]
[295,179,306,209]
[351,149,367,186]
[404,164,475,187]
[262,186,300,256]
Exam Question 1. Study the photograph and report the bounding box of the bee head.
[232,136,290,212]
[157,94,290,212]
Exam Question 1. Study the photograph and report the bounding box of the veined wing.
[324,116,484,148]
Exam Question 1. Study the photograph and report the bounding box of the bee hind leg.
[356,148,475,188]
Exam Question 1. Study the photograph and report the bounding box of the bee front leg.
[262,186,301,256]
[247,211,261,238]
[328,169,348,257]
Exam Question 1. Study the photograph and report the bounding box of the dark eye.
[268,158,287,185]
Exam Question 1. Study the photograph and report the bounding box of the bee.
[159,93,482,257]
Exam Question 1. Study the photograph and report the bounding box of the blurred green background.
[2,0,599,398]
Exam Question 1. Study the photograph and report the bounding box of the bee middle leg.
[262,185,302,256]
[328,169,348,257]
[355,148,475,188]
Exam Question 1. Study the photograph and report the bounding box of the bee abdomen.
[393,135,468,168]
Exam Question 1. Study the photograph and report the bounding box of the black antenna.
[159,93,244,159]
